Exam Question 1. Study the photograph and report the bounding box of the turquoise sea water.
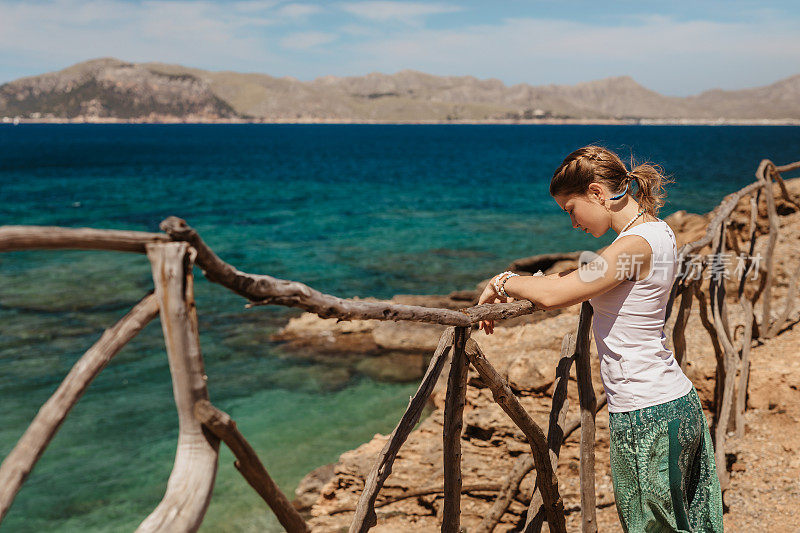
[0,124,798,531]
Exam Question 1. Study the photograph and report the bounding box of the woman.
[477,145,724,532]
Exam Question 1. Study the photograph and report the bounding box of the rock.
[371,321,449,352]
[272,312,378,339]
[507,350,557,393]
[274,332,380,361]
[463,401,514,442]
[748,378,788,411]
[664,210,711,249]
[391,294,470,310]
[447,289,478,302]
[293,463,336,512]
[270,308,383,357]
[270,293,470,358]
[506,251,582,274]
[470,311,581,378]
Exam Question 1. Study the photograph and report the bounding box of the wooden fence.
[0,158,798,532]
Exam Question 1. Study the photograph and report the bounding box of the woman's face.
[553,183,611,238]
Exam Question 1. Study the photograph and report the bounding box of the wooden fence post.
[138,242,219,533]
[463,339,567,533]
[442,326,471,532]
[574,302,597,533]
[349,328,456,533]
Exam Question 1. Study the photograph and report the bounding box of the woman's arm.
[543,268,576,280]
[477,236,651,334]
[503,236,651,310]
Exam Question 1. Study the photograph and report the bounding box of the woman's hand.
[477,275,515,335]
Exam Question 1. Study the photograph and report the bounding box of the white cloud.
[333,15,800,95]
[232,0,279,12]
[0,1,797,96]
[338,1,460,25]
[0,0,286,78]
[278,3,323,18]
[280,31,337,50]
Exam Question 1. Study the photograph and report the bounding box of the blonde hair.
[549,145,674,218]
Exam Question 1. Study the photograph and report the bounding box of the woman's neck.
[611,198,656,233]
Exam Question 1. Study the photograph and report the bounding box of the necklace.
[620,209,645,233]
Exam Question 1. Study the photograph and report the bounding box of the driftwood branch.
[771,261,800,335]
[0,225,169,252]
[137,242,219,533]
[775,160,800,173]
[672,279,696,371]
[330,480,619,517]
[0,293,159,523]
[734,191,761,436]
[349,328,456,533]
[357,390,612,529]
[734,297,754,439]
[693,278,723,367]
[573,302,598,533]
[738,191,761,300]
[330,483,506,514]
[483,389,610,533]
[522,332,576,533]
[477,456,540,533]
[160,216,538,327]
[677,181,761,261]
[708,223,737,490]
[193,400,309,533]
[757,161,781,339]
[464,338,566,533]
[769,162,800,208]
[442,326,471,533]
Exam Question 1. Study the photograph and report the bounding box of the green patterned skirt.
[609,387,724,532]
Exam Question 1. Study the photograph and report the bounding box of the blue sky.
[1,0,799,95]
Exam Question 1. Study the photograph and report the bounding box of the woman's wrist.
[501,270,545,299]
[492,271,519,298]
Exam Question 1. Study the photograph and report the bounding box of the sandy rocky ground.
[277,178,800,532]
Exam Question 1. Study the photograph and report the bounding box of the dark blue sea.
[0,124,798,531]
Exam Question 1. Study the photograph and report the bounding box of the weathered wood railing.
[0,157,798,532]
[665,158,800,491]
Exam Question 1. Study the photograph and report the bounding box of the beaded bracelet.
[493,271,519,298]
[492,271,513,295]
[499,272,520,297]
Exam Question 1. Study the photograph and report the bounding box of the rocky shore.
[7,117,800,125]
[279,178,800,532]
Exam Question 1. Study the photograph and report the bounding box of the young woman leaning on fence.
[478,145,724,532]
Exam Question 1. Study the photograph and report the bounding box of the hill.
[1,58,799,122]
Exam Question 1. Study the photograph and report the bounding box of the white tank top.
[588,219,693,413]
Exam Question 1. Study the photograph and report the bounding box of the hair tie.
[609,179,630,200]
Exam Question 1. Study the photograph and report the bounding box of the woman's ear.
[587,183,605,203]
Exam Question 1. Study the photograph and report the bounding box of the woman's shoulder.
[607,231,654,258]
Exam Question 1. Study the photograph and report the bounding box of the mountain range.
[1,57,798,123]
